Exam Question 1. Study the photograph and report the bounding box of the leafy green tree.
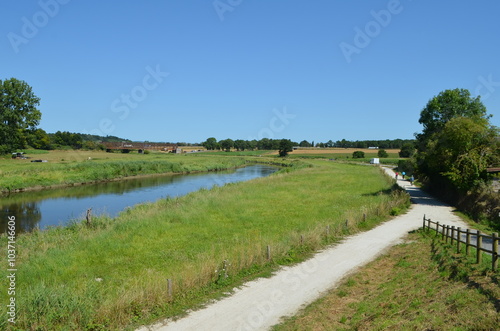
[417,116,499,192]
[399,143,415,158]
[51,131,83,149]
[257,138,274,150]
[27,128,51,150]
[352,151,365,159]
[219,138,234,152]
[278,139,293,157]
[377,149,389,158]
[202,137,218,150]
[233,139,247,151]
[247,140,258,151]
[0,78,41,153]
[415,88,499,192]
[417,88,489,144]
[299,140,312,147]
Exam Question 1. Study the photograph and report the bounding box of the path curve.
[138,167,468,331]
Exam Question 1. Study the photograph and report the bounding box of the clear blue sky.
[1,0,499,144]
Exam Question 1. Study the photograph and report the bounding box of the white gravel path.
[138,167,468,331]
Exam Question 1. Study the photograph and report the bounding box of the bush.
[352,151,365,159]
[378,149,389,158]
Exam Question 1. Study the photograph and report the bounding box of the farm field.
[0,158,409,330]
[278,148,403,164]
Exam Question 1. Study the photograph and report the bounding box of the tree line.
[201,137,415,152]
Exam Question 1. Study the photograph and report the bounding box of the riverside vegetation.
[0,150,253,193]
[0,154,410,330]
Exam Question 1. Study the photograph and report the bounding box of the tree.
[202,137,218,150]
[27,128,51,150]
[417,116,499,192]
[0,78,41,153]
[278,139,293,157]
[377,149,389,158]
[219,138,234,152]
[299,140,312,147]
[399,143,415,158]
[233,139,247,151]
[352,151,365,159]
[417,88,489,144]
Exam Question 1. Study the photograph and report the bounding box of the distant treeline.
[25,129,131,150]
[201,137,415,151]
[23,129,191,151]
[317,139,415,149]
[21,129,415,152]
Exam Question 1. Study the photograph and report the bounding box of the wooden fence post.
[326,225,330,237]
[466,229,471,256]
[167,278,173,299]
[435,221,439,237]
[300,235,304,245]
[441,224,445,240]
[445,226,450,243]
[476,230,482,264]
[450,226,455,245]
[422,215,426,230]
[267,245,271,260]
[86,208,92,227]
[492,232,498,271]
[456,227,461,253]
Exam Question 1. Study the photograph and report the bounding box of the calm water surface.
[0,165,278,232]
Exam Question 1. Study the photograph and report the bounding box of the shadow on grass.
[430,237,500,312]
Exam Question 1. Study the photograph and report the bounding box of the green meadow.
[0,151,251,193]
[0,157,409,330]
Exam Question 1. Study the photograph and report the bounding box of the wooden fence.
[422,215,499,271]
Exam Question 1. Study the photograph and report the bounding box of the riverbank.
[0,160,410,330]
[0,151,284,194]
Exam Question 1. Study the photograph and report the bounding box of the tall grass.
[0,161,409,330]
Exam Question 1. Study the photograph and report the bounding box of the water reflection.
[0,165,277,233]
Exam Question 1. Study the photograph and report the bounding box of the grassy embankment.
[274,229,500,331]
[0,150,254,193]
[0,158,409,330]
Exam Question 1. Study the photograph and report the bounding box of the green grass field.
[0,150,255,193]
[0,158,409,330]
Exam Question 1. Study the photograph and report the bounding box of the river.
[0,164,278,233]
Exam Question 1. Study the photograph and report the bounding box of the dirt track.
[138,167,468,331]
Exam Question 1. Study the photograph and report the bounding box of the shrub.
[352,151,365,159]
[378,149,389,158]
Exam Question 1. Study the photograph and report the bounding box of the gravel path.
[138,167,469,331]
